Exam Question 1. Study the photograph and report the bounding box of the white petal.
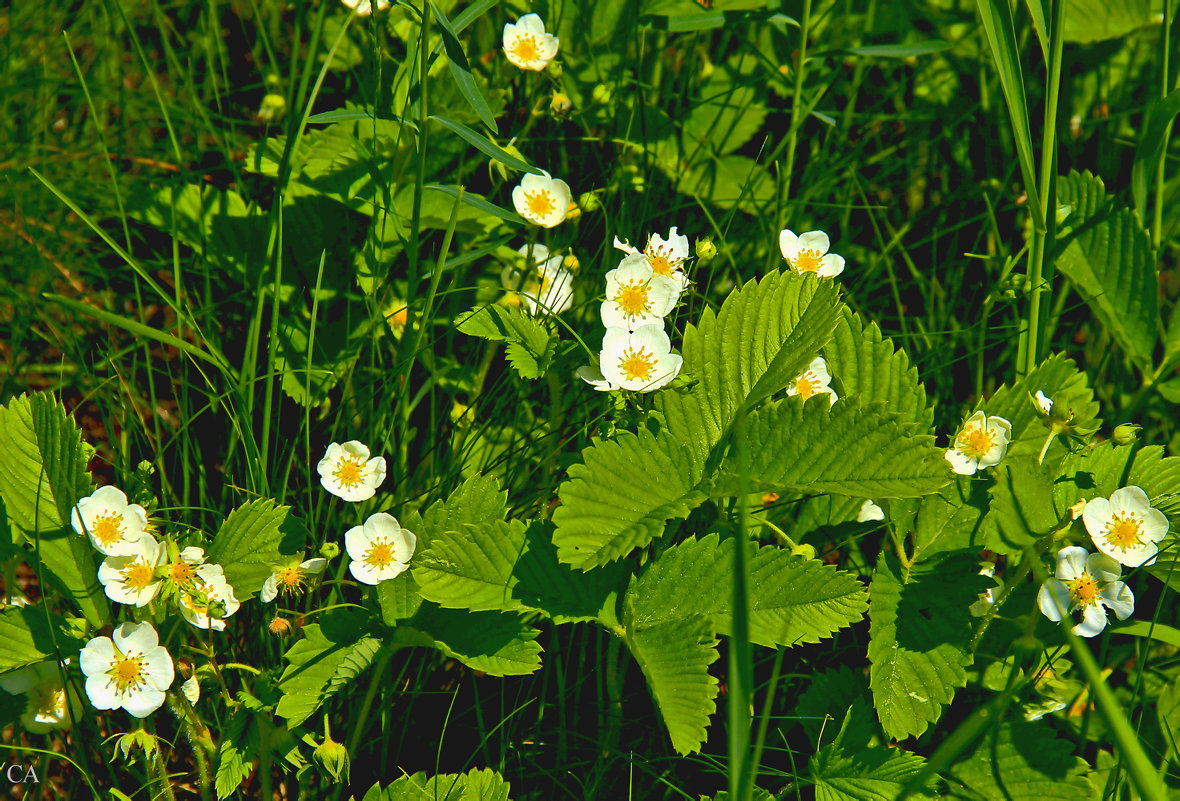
[123,686,167,718]
[857,500,885,522]
[944,448,978,475]
[643,353,683,392]
[1102,581,1135,620]
[816,253,845,278]
[1037,580,1070,621]
[1082,497,1113,541]
[85,675,118,711]
[1074,603,1108,638]
[796,230,831,255]
[182,676,200,704]
[778,229,799,261]
[79,638,115,678]
[113,621,159,654]
[261,574,278,603]
[1035,391,1053,414]
[1109,486,1151,517]
[1055,546,1090,580]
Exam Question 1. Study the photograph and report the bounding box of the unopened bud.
[544,60,563,80]
[563,253,581,274]
[319,542,341,561]
[695,236,717,265]
[591,84,612,105]
[564,200,582,223]
[256,94,287,125]
[550,93,572,117]
[1112,423,1141,446]
[577,192,601,213]
[313,729,351,783]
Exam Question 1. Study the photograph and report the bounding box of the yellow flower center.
[365,539,395,569]
[29,685,66,723]
[957,426,996,460]
[796,374,819,400]
[278,567,307,595]
[124,562,156,591]
[510,34,540,63]
[333,457,366,488]
[386,304,408,334]
[110,655,146,692]
[619,346,656,382]
[646,245,681,278]
[615,280,652,317]
[1068,572,1100,607]
[525,190,555,218]
[169,561,195,584]
[794,248,823,273]
[1104,513,1144,551]
[90,511,125,546]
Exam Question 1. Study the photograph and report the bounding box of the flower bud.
[313,730,351,783]
[256,93,287,125]
[790,543,817,560]
[1112,423,1141,446]
[564,199,582,223]
[550,93,572,118]
[544,60,563,80]
[591,84,612,105]
[319,542,341,560]
[695,236,718,265]
[115,729,161,762]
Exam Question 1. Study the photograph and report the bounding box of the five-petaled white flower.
[339,0,389,16]
[599,325,683,392]
[945,410,1012,476]
[614,228,691,295]
[1037,546,1134,637]
[97,535,166,608]
[261,557,329,603]
[601,254,678,331]
[79,622,174,718]
[786,357,838,406]
[317,441,387,502]
[345,513,417,585]
[162,546,208,592]
[1082,486,1169,568]
[857,500,885,522]
[512,171,571,228]
[779,230,845,278]
[179,564,241,631]
[0,661,78,733]
[71,486,149,557]
[502,14,559,71]
[511,244,575,316]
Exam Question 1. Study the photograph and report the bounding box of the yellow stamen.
[525,190,555,218]
[124,562,156,591]
[170,561,195,584]
[796,374,818,400]
[957,426,996,460]
[365,540,395,569]
[91,511,125,546]
[1068,573,1100,607]
[333,457,366,488]
[615,280,652,316]
[510,34,540,63]
[619,346,656,382]
[278,567,307,595]
[794,248,824,273]
[1104,513,1144,551]
[110,655,146,692]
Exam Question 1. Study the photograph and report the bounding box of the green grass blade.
[429,115,541,174]
[429,1,498,134]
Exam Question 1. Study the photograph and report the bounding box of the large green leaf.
[682,67,767,156]
[215,710,256,799]
[0,606,85,673]
[206,500,308,602]
[455,305,558,379]
[275,610,383,726]
[981,352,1101,456]
[1054,170,1157,372]
[983,456,1060,555]
[624,614,719,755]
[942,718,1092,797]
[392,606,542,676]
[716,396,951,498]
[626,534,867,648]
[811,708,930,800]
[868,551,986,740]
[0,393,108,628]
[823,307,934,432]
[362,768,512,801]
[1064,0,1159,43]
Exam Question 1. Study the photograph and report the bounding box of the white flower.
[345,513,416,585]
[317,441,387,502]
[163,546,208,591]
[1082,486,1169,568]
[779,229,845,277]
[261,558,329,603]
[502,14,559,71]
[79,622,174,718]
[786,357,838,406]
[1035,390,1053,415]
[613,227,691,294]
[599,326,683,392]
[1037,546,1134,637]
[339,0,389,16]
[575,364,620,392]
[511,244,574,316]
[857,500,884,522]
[0,661,77,733]
[969,562,1001,617]
[179,564,241,631]
[512,171,572,228]
[97,535,166,608]
[601,254,678,331]
[71,485,149,557]
[944,411,1012,476]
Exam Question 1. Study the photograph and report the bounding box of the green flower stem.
[781,0,813,210]
[1154,0,1176,250]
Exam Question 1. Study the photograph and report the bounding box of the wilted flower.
[512,171,572,228]
[502,14,559,71]
[317,441,387,502]
[179,565,241,631]
[340,0,389,16]
[857,500,884,522]
[1037,546,1134,637]
[261,557,329,603]
[97,535,166,607]
[345,513,417,585]
[79,622,174,718]
[945,411,1011,476]
[779,229,845,278]
[601,254,678,331]
[786,357,837,406]
[599,325,683,392]
[1082,486,1169,568]
[71,486,149,557]
[181,676,200,704]
[613,228,691,294]
[508,244,575,316]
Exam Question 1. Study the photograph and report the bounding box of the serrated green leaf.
[981,352,1101,454]
[393,606,542,676]
[276,610,382,726]
[0,606,85,673]
[361,768,513,800]
[795,667,875,750]
[627,534,867,648]
[625,614,719,755]
[455,305,557,379]
[908,479,990,561]
[206,500,308,601]
[824,307,934,431]
[811,708,930,800]
[215,710,255,799]
[942,718,1092,797]
[983,456,1060,555]
[716,397,951,498]
[0,393,109,628]
[1054,170,1157,371]
[869,551,984,740]
[375,572,424,625]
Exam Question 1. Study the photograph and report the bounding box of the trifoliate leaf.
[361,768,513,800]
[811,708,930,800]
[981,352,1101,453]
[393,606,542,676]
[276,610,383,726]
